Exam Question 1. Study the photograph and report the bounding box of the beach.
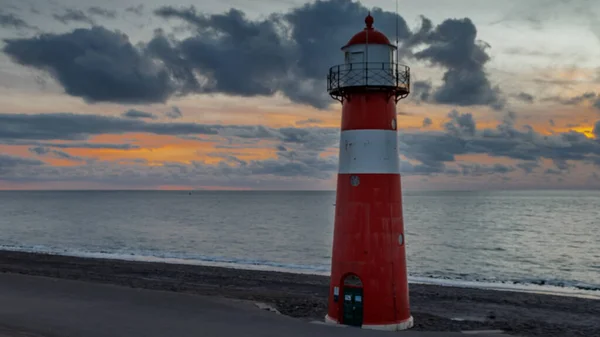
[0,250,598,336]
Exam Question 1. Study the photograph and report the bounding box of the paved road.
[0,273,507,337]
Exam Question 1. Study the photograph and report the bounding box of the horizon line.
[0,188,599,192]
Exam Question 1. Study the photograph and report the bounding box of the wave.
[1,244,599,300]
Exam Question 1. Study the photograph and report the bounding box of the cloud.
[443,110,476,136]
[3,27,180,104]
[3,111,599,176]
[545,168,562,175]
[0,112,219,140]
[516,92,535,103]
[1,109,599,187]
[458,163,516,176]
[3,0,503,110]
[53,9,95,25]
[125,5,144,16]
[165,106,182,119]
[516,161,540,174]
[0,139,138,150]
[422,117,432,128]
[0,11,36,30]
[399,111,600,174]
[0,113,339,153]
[0,155,44,175]
[295,118,323,126]
[122,109,157,119]
[411,18,504,109]
[28,146,85,162]
[87,7,117,19]
[545,92,600,109]
[411,81,432,103]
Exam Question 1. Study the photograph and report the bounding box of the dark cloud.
[412,18,504,110]
[3,27,180,104]
[0,113,219,140]
[28,147,85,162]
[153,6,319,106]
[0,11,36,30]
[422,117,432,128]
[165,106,182,119]
[237,150,337,179]
[125,5,144,16]
[458,163,515,176]
[594,121,600,138]
[0,139,138,150]
[545,168,562,175]
[516,161,540,174]
[544,92,599,107]
[411,81,432,103]
[88,7,117,19]
[3,0,503,109]
[549,119,555,127]
[1,110,599,184]
[122,109,157,119]
[0,155,44,175]
[295,118,323,126]
[399,110,600,174]
[516,92,535,103]
[0,111,584,180]
[53,9,95,25]
[281,0,411,98]
[277,127,339,151]
[0,113,338,153]
[443,110,476,136]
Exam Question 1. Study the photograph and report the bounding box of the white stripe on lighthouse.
[338,130,400,174]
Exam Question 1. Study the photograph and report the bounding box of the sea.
[0,190,599,299]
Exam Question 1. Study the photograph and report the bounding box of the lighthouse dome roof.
[342,13,395,49]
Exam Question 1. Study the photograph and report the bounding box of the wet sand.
[0,250,598,336]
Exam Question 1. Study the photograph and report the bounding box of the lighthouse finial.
[365,12,374,29]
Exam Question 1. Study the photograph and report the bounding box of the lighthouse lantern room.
[328,12,410,101]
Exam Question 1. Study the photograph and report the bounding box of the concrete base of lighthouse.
[324,314,414,331]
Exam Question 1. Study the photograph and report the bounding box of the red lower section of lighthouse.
[326,174,412,329]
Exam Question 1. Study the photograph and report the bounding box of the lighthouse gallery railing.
[327,62,410,103]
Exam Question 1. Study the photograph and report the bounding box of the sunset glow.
[0,0,599,190]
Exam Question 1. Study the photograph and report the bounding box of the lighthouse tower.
[325,13,412,330]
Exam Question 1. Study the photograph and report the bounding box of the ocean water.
[0,190,599,299]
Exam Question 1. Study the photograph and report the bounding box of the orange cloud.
[65,134,280,166]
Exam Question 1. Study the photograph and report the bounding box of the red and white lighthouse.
[325,13,413,330]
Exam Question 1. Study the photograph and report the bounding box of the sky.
[0,0,599,191]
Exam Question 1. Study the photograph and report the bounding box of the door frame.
[340,273,364,327]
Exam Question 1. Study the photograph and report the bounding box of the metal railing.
[327,62,410,103]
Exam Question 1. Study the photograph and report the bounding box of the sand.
[0,250,598,337]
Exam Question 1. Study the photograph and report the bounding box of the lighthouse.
[325,13,412,330]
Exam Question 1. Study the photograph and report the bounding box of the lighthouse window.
[349,52,364,64]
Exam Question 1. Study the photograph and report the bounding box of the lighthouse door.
[341,274,363,327]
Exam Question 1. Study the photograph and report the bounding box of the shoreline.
[2,246,598,300]
[0,250,599,336]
